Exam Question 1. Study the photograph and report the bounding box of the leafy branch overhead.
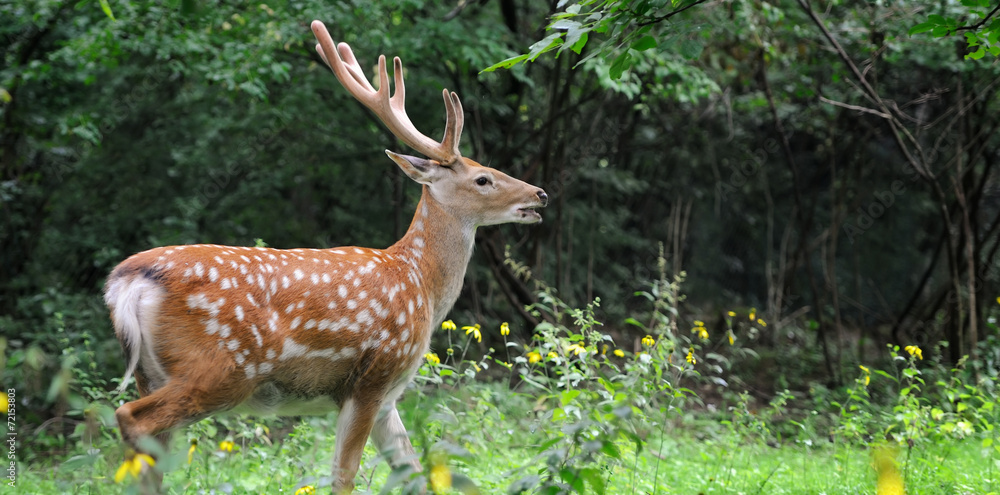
[909,0,1000,60]
[481,0,709,79]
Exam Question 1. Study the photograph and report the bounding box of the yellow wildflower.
[613,349,625,358]
[424,353,441,365]
[692,327,708,340]
[0,395,7,415]
[114,453,155,484]
[218,440,236,453]
[997,296,1000,305]
[527,351,541,364]
[641,335,655,347]
[694,320,705,327]
[904,345,923,360]
[463,324,482,343]
[295,486,316,495]
[727,330,735,346]
[187,439,197,464]
[566,343,586,356]
[749,308,756,321]
[441,320,456,331]
[685,347,697,365]
[446,347,454,355]
[500,322,510,336]
[873,446,905,495]
[547,351,558,360]
[757,318,767,326]
[429,458,452,494]
[601,344,608,355]
[727,311,736,317]
[859,365,871,386]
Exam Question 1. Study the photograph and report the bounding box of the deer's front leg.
[370,403,421,474]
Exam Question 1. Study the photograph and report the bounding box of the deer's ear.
[386,150,439,185]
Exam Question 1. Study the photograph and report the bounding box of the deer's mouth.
[516,205,543,223]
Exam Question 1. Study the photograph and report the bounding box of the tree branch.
[953,3,1000,33]
[635,0,711,27]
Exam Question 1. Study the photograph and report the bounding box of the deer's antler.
[311,20,464,164]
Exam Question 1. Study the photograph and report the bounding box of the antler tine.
[439,91,463,158]
[310,20,462,164]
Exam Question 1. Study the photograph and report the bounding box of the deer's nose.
[537,190,549,207]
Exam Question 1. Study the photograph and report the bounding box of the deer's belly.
[231,382,341,416]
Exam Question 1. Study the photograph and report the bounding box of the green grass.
[14,285,1000,494]
[15,380,998,494]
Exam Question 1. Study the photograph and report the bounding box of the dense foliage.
[2,0,1000,492]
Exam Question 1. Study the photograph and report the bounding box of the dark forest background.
[3,0,999,430]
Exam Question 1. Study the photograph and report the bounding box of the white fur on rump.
[104,275,168,394]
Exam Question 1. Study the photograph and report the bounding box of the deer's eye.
[475,176,491,186]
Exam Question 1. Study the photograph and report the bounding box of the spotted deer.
[104,19,547,493]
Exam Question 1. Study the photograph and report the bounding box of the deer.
[103,19,547,493]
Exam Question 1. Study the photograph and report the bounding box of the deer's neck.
[387,187,475,326]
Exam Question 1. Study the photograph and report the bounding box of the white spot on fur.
[282,276,290,289]
[250,324,263,347]
[235,305,244,321]
[294,268,304,280]
[356,310,373,327]
[290,316,301,330]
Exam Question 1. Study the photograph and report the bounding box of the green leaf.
[609,51,633,80]
[580,467,606,494]
[567,29,589,55]
[931,26,952,37]
[909,22,935,35]
[99,0,116,20]
[551,19,580,31]
[560,389,582,406]
[680,39,703,59]
[631,35,658,51]
[624,317,646,329]
[528,32,565,62]
[481,54,530,73]
[61,454,99,470]
[558,468,586,493]
[451,473,481,494]
[873,369,898,382]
